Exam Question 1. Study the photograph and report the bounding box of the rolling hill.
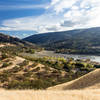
[23,28,85,45]
[0,33,36,48]
[0,33,42,55]
[0,69,100,100]
[48,69,100,90]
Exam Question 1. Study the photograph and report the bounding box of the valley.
[1,0,100,99]
[0,30,100,99]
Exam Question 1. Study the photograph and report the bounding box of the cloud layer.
[1,0,100,33]
[0,4,47,10]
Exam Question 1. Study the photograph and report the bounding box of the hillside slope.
[48,69,100,90]
[0,33,37,48]
[23,27,100,54]
[23,27,100,46]
[23,28,85,45]
[0,33,42,55]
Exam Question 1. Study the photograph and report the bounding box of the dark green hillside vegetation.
[23,27,100,55]
[23,29,84,45]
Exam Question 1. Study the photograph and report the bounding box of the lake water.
[22,51,100,63]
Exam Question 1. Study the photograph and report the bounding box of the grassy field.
[0,69,100,100]
[0,62,99,100]
[0,89,100,100]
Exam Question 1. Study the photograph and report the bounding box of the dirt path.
[0,43,15,48]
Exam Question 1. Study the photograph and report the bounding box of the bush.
[2,62,10,68]
[1,53,9,60]
[18,60,29,67]
[11,66,21,73]
[26,49,35,54]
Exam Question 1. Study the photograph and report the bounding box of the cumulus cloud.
[61,0,100,29]
[1,13,62,33]
[49,0,78,13]
[1,0,100,33]
[61,21,76,27]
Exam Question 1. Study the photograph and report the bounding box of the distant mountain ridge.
[23,29,85,45]
[23,27,100,55]
[0,30,37,39]
[0,33,37,48]
[23,27,100,44]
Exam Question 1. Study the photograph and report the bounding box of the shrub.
[18,60,29,67]
[1,53,9,60]
[2,62,10,68]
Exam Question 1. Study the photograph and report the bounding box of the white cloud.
[80,0,100,8]
[1,13,62,33]
[51,0,59,5]
[0,4,48,10]
[48,0,78,14]
[1,0,100,33]
[0,27,12,31]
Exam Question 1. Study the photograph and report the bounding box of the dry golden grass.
[48,69,100,90]
[0,69,100,100]
[0,89,100,100]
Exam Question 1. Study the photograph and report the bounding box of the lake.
[21,51,100,63]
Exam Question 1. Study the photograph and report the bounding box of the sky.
[0,0,100,38]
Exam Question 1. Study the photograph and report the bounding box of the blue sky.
[0,0,49,20]
[0,0,100,38]
[0,0,50,38]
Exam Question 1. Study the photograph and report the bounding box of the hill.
[48,69,100,90]
[0,33,42,55]
[0,33,36,48]
[0,30,37,38]
[0,51,96,89]
[23,27,100,55]
[0,32,96,90]
[23,29,84,45]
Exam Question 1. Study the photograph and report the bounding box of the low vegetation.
[0,34,97,90]
[0,54,93,90]
[0,53,95,89]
